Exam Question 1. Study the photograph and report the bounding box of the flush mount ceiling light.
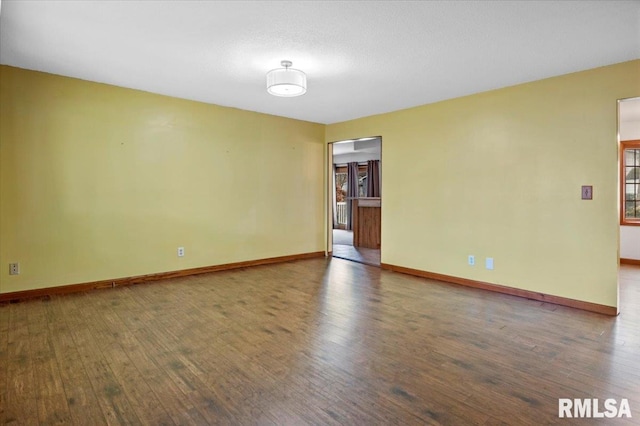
[266,60,307,97]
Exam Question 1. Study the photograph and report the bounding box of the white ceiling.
[620,98,640,122]
[333,138,381,156]
[1,1,639,124]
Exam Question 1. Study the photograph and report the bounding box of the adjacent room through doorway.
[330,137,381,266]
[619,98,640,268]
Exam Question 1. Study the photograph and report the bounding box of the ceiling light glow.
[266,60,307,97]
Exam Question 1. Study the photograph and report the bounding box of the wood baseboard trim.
[0,251,326,303]
[620,258,640,266]
[380,263,618,316]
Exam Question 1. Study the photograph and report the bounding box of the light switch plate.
[581,185,593,200]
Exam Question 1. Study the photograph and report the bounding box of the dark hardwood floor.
[1,259,639,425]
[332,229,381,266]
[332,245,381,267]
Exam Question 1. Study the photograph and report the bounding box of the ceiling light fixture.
[266,60,307,97]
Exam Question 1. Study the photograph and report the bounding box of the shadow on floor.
[332,229,380,267]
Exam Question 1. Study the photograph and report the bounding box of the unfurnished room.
[1,1,639,424]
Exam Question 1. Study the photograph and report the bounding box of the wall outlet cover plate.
[486,258,494,270]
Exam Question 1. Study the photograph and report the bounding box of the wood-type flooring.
[1,258,639,425]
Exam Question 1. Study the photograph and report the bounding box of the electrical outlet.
[486,257,494,270]
[177,247,185,257]
[9,263,20,275]
[468,255,475,266]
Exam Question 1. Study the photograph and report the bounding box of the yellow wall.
[0,66,325,294]
[3,61,639,307]
[327,60,640,308]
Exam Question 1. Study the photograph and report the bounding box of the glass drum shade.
[266,67,307,97]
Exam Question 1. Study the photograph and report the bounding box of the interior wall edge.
[0,251,326,302]
[381,262,619,316]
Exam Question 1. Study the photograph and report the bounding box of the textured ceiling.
[333,138,381,156]
[620,98,640,122]
[1,1,639,124]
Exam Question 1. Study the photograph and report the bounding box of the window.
[622,140,640,226]
[335,165,368,198]
[335,170,347,203]
[358,169,368,197]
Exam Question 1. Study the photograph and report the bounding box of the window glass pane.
[624,150,636,166]
[335,173,347,202]
[358,171,367,197]
[622,144,640,223]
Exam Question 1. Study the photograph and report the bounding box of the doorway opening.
[618,97,640,317]
[619,97,640,266]
[329,137,381,266]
